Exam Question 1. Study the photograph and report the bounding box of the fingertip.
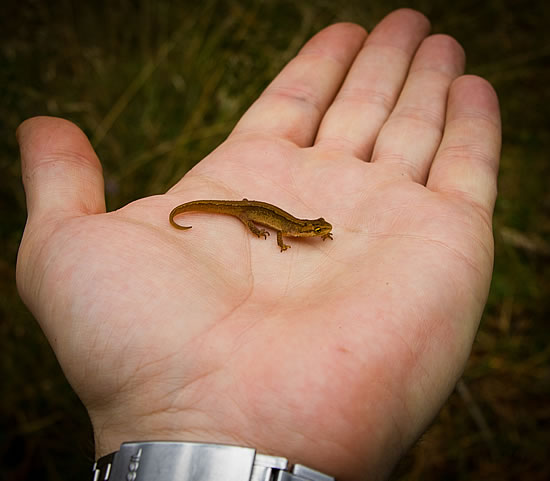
[450,75,500,117]
[299,22,368,62]
[14,115,49,140]
[325,22,368,38]
[17,115,77,143]
[428,34,465,57]
[394,7,431,25]
[419,34,466,73]
[382,8,431,35]
[364,8,431,58]
[17,116,106,222]
[17,116,102,169]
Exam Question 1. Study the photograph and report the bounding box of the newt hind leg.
[239,217,270,240]
[237,216,290,251]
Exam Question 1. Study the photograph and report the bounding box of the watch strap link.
[92,441,335,481]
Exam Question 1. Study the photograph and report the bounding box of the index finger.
[230,23,366,146]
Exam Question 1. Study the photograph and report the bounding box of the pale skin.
[16,9,500,481]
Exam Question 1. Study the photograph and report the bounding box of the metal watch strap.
[92,441,335,481]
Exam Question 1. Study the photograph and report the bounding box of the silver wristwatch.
[92,441,335,481]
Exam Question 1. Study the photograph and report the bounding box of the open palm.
[16,10,500,481]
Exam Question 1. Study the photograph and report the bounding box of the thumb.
[17,116,106,224]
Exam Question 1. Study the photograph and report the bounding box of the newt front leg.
[276,231,291,252]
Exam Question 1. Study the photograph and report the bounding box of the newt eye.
[314,227,322,233]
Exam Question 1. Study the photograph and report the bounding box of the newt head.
[295,217,333,238]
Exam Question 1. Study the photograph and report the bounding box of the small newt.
[169,199,333,252]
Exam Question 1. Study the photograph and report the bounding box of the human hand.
[16,9,500,481]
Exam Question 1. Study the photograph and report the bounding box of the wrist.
[87,382,398,481]
[89,404,390,481]
[93,441,337,481]
[90,412,346,479]
[91,410,221,460]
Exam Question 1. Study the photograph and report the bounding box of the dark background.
[1,0,549,479]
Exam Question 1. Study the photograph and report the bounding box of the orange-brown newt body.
[169,199,333,252]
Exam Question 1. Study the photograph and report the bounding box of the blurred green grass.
[1,0,549,479]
